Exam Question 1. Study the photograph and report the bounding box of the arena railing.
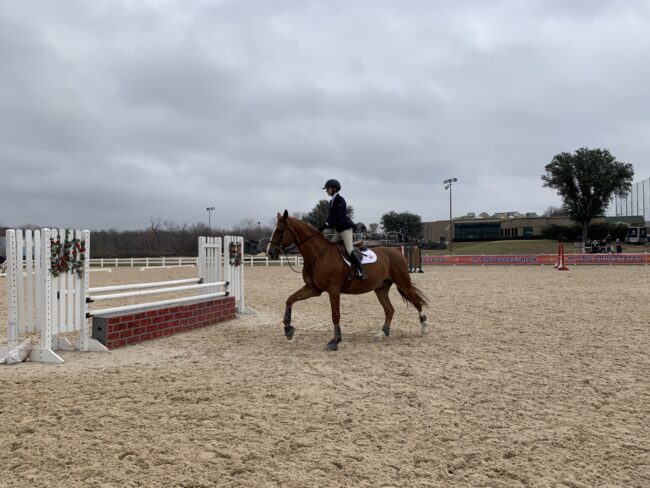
[88,255,303,268]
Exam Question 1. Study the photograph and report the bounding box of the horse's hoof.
[285,325,295,340]
[382,324,390,337]
[421,324,430,336]
[325,339,339,351]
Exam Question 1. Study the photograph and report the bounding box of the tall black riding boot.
[348,252,368,281]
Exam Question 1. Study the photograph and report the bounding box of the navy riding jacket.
[322,193,355,232]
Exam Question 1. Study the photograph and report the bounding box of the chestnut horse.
[267,210,429,351]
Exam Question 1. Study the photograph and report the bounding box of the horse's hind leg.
[283,285,322,340]
[374,280,394,337]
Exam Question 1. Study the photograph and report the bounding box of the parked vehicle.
[625,225,648,244]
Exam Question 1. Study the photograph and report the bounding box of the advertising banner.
[421,254,650,266]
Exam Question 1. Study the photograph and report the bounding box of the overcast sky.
[2,0,649,231]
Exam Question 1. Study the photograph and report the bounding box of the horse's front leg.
[283,285,322,340]
[326,290,342,351]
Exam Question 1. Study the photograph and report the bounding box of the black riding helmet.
[322,179,341,192]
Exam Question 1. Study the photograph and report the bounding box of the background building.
[423,213,645,243]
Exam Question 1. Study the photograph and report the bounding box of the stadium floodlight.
[206,207,215,234]
[443,178,458,251]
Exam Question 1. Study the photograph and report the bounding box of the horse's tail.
[397,282,429,309]
[383,246,429,310]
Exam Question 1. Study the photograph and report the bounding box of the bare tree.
[542,206,569,217]
[144,217,163,254]
[291,211,308,220]
[164,220,191,255]
[232,219,257,240]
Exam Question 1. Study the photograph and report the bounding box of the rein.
[281,248,304,274]
[271,221,326,274]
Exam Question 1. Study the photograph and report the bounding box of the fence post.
[80,230,91,351]
[198,237,206,282]
[39,228,63,362]
[6,230,18,348]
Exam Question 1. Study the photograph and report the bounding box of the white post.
[42,229,53,352]
[80,230,91,351]
[79,229,108,353]
[223,236,253,315]
[15,230,25,333]
[65,230,75,333]
[6,230,18,348]
[25,230,34,329]
[34,230,42,339]
[198,237,206,282]
[56,229,65,335]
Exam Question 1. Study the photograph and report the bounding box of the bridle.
[269,222,293,251]
[269,220,323,273]
[269,220,319,251]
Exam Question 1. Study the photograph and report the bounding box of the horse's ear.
[277,212,282,220]
[283,209,289,219]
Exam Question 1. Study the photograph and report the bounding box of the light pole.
[206,206,215,234]
[444,178,457,252]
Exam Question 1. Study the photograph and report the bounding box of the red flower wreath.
[50,238,86,277]
[229,242,242,267]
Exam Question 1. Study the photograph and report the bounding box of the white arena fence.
[88,255,303,268]
[1,229,252,364]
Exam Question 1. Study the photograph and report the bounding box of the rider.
[318,179,368,281]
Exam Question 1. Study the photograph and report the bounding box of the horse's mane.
[286,216,333,247]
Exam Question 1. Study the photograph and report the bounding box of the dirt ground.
[1,264,649,488]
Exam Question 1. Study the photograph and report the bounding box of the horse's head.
[267,210,295,259]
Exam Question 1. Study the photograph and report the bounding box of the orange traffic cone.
[556,241,569,271]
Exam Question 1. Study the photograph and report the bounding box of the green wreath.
[229,242,242,267]
[51,238,86,277]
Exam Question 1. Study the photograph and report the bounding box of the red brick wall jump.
[92,296,236,349]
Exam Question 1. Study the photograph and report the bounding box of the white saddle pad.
[343,249,377,266]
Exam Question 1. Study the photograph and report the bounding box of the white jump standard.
[1,231,254,364]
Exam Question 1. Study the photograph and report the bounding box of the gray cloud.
[1,0,649,230]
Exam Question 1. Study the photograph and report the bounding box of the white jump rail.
[89,292,229,316]
[88,281,228,315]
[84,236,233,319]
[139,264,197,271]
[87,255,304,268]
[89,281,227,302]
[90,278,201,293]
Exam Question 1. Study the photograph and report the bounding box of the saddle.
[335,242,377,284]
[337,242,367,261]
